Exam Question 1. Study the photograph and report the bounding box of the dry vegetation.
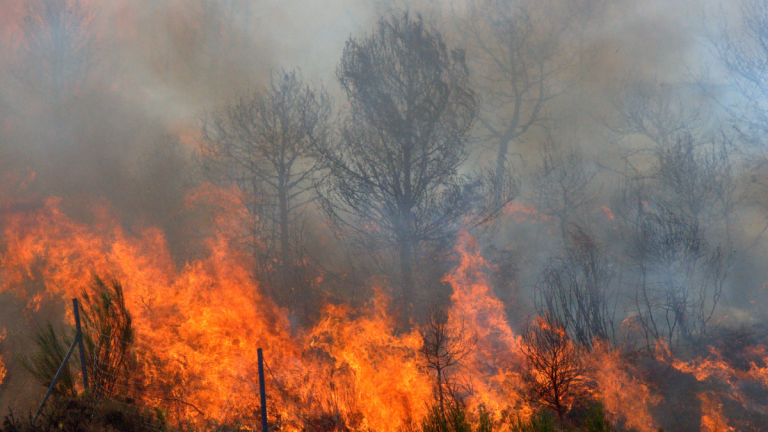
[3,0,768,431]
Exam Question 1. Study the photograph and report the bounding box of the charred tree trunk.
[553,384,564,424]
[277,175,291,302]
[494,136,511,207]
[400,142,414,308]
[198,69,329,314]
[435,359,445,417]
[399,237,413,308]
[420,307,477,420]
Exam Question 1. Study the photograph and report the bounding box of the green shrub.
[421,403,472,432]
[18,323,77,397]
[420,403,499,432]
[582,402,613,432]
[477,407,493,432]
[81,274,136,398]
[510,410,557,432]
[19,275,136,402]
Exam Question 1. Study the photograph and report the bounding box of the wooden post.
[258,348,268,432]
[73,299,89,392]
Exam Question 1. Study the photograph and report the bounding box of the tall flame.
[1,193,299,421]
[0,191,519,428]
[587,343,659,432]
[304,290,432,430]
[699,391,733,432]
[3,189,768,430]
[444,232,530,420]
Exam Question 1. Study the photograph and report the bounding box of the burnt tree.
[530,140,598,244]
[625,205,732,352]
[318,13,484,308]
[710,0,768,145]
[14,0,97,105]
[520,313,587,424]
[607,135,736,352]
[420,307,476,418]
[199,69,331,307]
[460,0,569,206]
[534,226,617,351]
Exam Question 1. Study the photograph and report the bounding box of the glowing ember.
[503,202,549,222]
[0,327,5,387]
[600,205,615,221]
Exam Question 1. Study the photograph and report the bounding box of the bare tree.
[607,78,742,268]
[535,226,618,351]
[605,134,736,352]
[318,13,511,308]
[707,1,768,243]
[13,0,96,105]
[460,0,569,205]
[520,313,587,424]
[607,77,742,225]
[530,139,599,243]
[709,0,768,146]
[198,69,331,306]
[654,134,739,228]
[623,204,733,351]
[608,79,707,148]
[606,79,727,219]
[420,307,477,418]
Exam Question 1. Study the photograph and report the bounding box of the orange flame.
[600,205,615,221]
[305,290,431,430]
[0,327,6,387]
[503,202,549,222]
[588,343,660,432]
[1,193,299,420]
[653,340,768,430]
[4,187,767,429]
[0,191,501,428]
[444,232,530,420]
[699,392,734,432]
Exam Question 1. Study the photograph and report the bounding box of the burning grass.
[0,328,5,387]
[1,194,768,431]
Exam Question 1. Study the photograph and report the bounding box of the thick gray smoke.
[1,0,767,421]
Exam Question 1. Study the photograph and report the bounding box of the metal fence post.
[258,348,268,432]
[73,298,89,392]
[32,298,89,423]
[32,335,79,421]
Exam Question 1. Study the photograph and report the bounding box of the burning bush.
[520,314,588,424]
[420,306,477,419]
[19,275,136,399]
[0,328,6,387]
[79,275,136,400]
